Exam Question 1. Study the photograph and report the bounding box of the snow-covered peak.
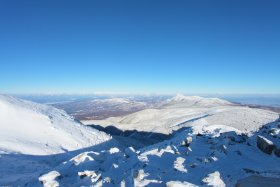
[162,94,232,108]
[0,95,111,155]
[91,98,131,104]
[168,94,203,102]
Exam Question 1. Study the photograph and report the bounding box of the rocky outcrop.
[181,136,192,147]
[257,135,275,154]
[220,131,247,144]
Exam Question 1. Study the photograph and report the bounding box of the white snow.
[109,147,120,154]
[202,171,225,187]
[0,95,111,155]
[69,152,95,165]
[91,98,131,104]
[83,95,278,135]
[162,94,232,108]
[1,94,280,187]
[257,135,274,145]
[39,171,61,187]
[174,157,188,173]
[166,181,198,187]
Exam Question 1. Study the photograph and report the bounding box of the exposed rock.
[217,145,227,154]
[189,163,198,168]
[220,131,247,144]
[125,147,137,158]
[243,168,260,174]
[256,135,275,154]
[78,170,97,179]
[182,136,192,147]
[274,147,280,157]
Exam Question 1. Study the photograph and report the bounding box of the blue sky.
[0,0,279,94]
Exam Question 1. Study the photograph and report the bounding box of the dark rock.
[190,163,198,168]
[243,168,260,174]
[181,136,192,147]
[217,144,227,154]
[257,135,275,154]
[221,131,247,144]
[269,128,278,136]
[235,150,242,156]
[274,147,280,157]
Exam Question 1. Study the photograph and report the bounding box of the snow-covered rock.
[37,120,280,187]
[39,171,61,187]
[257,135,275,155]
[202,171,225,187]
[1,94,280,187]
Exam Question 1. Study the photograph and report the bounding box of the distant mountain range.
[0,94,280,186]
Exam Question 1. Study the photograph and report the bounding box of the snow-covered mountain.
[0,95,111,155]
[41,98,280,187]
[161,94,233,108]
[1,94,280,186]
[54,97,148,120]
[90,98,147,111]
[83,94,278,135]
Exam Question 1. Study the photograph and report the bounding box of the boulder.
[220,131,247,144]
[257,135,275,154]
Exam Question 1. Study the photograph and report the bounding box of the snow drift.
[0,95,111,155]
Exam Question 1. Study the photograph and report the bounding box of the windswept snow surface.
[1,94,280,186]
[161,94,232,108]
[0,95,111,155]
[39,120,280,187]
[39,94,278,187]
[0,95,115,186]
[83,94,278,134]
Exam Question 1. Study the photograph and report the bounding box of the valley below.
[1,94,280,187]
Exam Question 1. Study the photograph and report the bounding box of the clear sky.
[0,0,279,94]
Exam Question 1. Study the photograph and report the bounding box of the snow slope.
[0,95,111,155]
[1,94,280,186]
[39,118,280,187]
[161,94,232,108]
[83,94,278,135]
